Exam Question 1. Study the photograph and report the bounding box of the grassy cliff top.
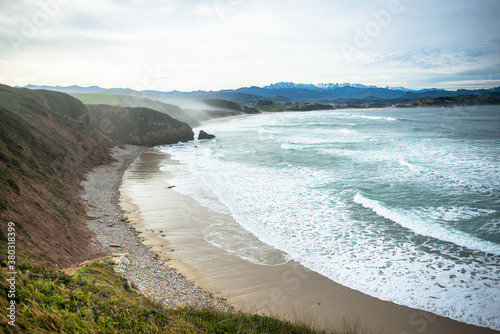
[0,251,352,333]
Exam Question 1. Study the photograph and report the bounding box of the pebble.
[82,145,230,311]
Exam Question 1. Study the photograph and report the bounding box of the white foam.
[275,129,365,146]
[399,158,424,172]
[397,152,499,195]
[355,115,400,121]
[361,115,384,120]
[157,109,500,330]
[202,223,290,266]
[281,143,302,150]
[354,193,500,256]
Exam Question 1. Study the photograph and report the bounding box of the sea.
[158,106,500,330]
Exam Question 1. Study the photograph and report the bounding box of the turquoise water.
[159,106,500,329]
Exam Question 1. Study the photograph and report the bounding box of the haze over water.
[160,106,500,330]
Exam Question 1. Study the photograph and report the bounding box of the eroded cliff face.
[88,105,194,146]
[0,84,114,267]
[0,84,194,268]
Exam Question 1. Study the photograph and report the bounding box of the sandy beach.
[119,149,498,334]
[82,145,229,311]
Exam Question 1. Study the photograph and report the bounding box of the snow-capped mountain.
[22,82,499,102]
[263,82,411,91]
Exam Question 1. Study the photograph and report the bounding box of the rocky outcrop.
[198,130,215,140]
[88,105,194,146]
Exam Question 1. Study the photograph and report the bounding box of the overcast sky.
[1,0,499,91]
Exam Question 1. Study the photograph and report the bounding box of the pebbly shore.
[82,145,230,311]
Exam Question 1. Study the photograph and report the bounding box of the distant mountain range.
[23,82,500,103]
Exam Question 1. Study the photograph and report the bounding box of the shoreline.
[119,149,499,334]
[82,145,230,311]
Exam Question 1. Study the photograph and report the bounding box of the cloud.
[358,47,493,70]
[0,0,499,90]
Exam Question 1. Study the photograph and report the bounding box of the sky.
[1,0,499,92]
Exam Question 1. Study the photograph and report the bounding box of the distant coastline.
[23,82,500,117]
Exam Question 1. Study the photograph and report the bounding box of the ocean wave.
[281,143,303,150]
[276,129,365,146]
[399,158,427,173]
[345,114,403,121]
[159,108,500,330]
[397,156,498,195]
[202,223,290,266]
[354,193,500,256]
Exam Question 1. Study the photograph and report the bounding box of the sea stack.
[198,130,215,140]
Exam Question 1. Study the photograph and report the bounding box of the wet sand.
[120,149,498,334]
[83,145,229,310]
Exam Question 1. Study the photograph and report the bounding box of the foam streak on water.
[159,107,500,330]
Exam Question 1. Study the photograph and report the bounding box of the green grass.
[0,249,372,334]
[254,100,287,111]
[53,206,70,221]
[68,93,125,106]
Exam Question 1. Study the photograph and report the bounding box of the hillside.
[87,105,194,146]
[0,84,193,267]
[68,93,260,126]
[0,84,114,267]
[394,93,500,107]
[68,93,195,125]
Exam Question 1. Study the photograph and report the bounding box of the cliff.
[0,84,114,267]
[87,105,194,146]
[0,84,194,267]
[68,93,198,126]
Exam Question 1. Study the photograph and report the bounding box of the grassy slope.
[87,105,194,146]
[69,93,261,126]
[67,93,124,106]
[0,250,347,334]
[0,85,114,267]
[68,93,196,125]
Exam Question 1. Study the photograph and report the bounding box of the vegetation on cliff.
[0,251,352,333]
[253,93,500,112]
[68,93,195,126]
[0,84,194,267]
[0,84,114,267]
[201,99,260,115]
[69,93,261,126]
[393,93,500,107]
[254,100,335,112]
[87,105,194,146]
